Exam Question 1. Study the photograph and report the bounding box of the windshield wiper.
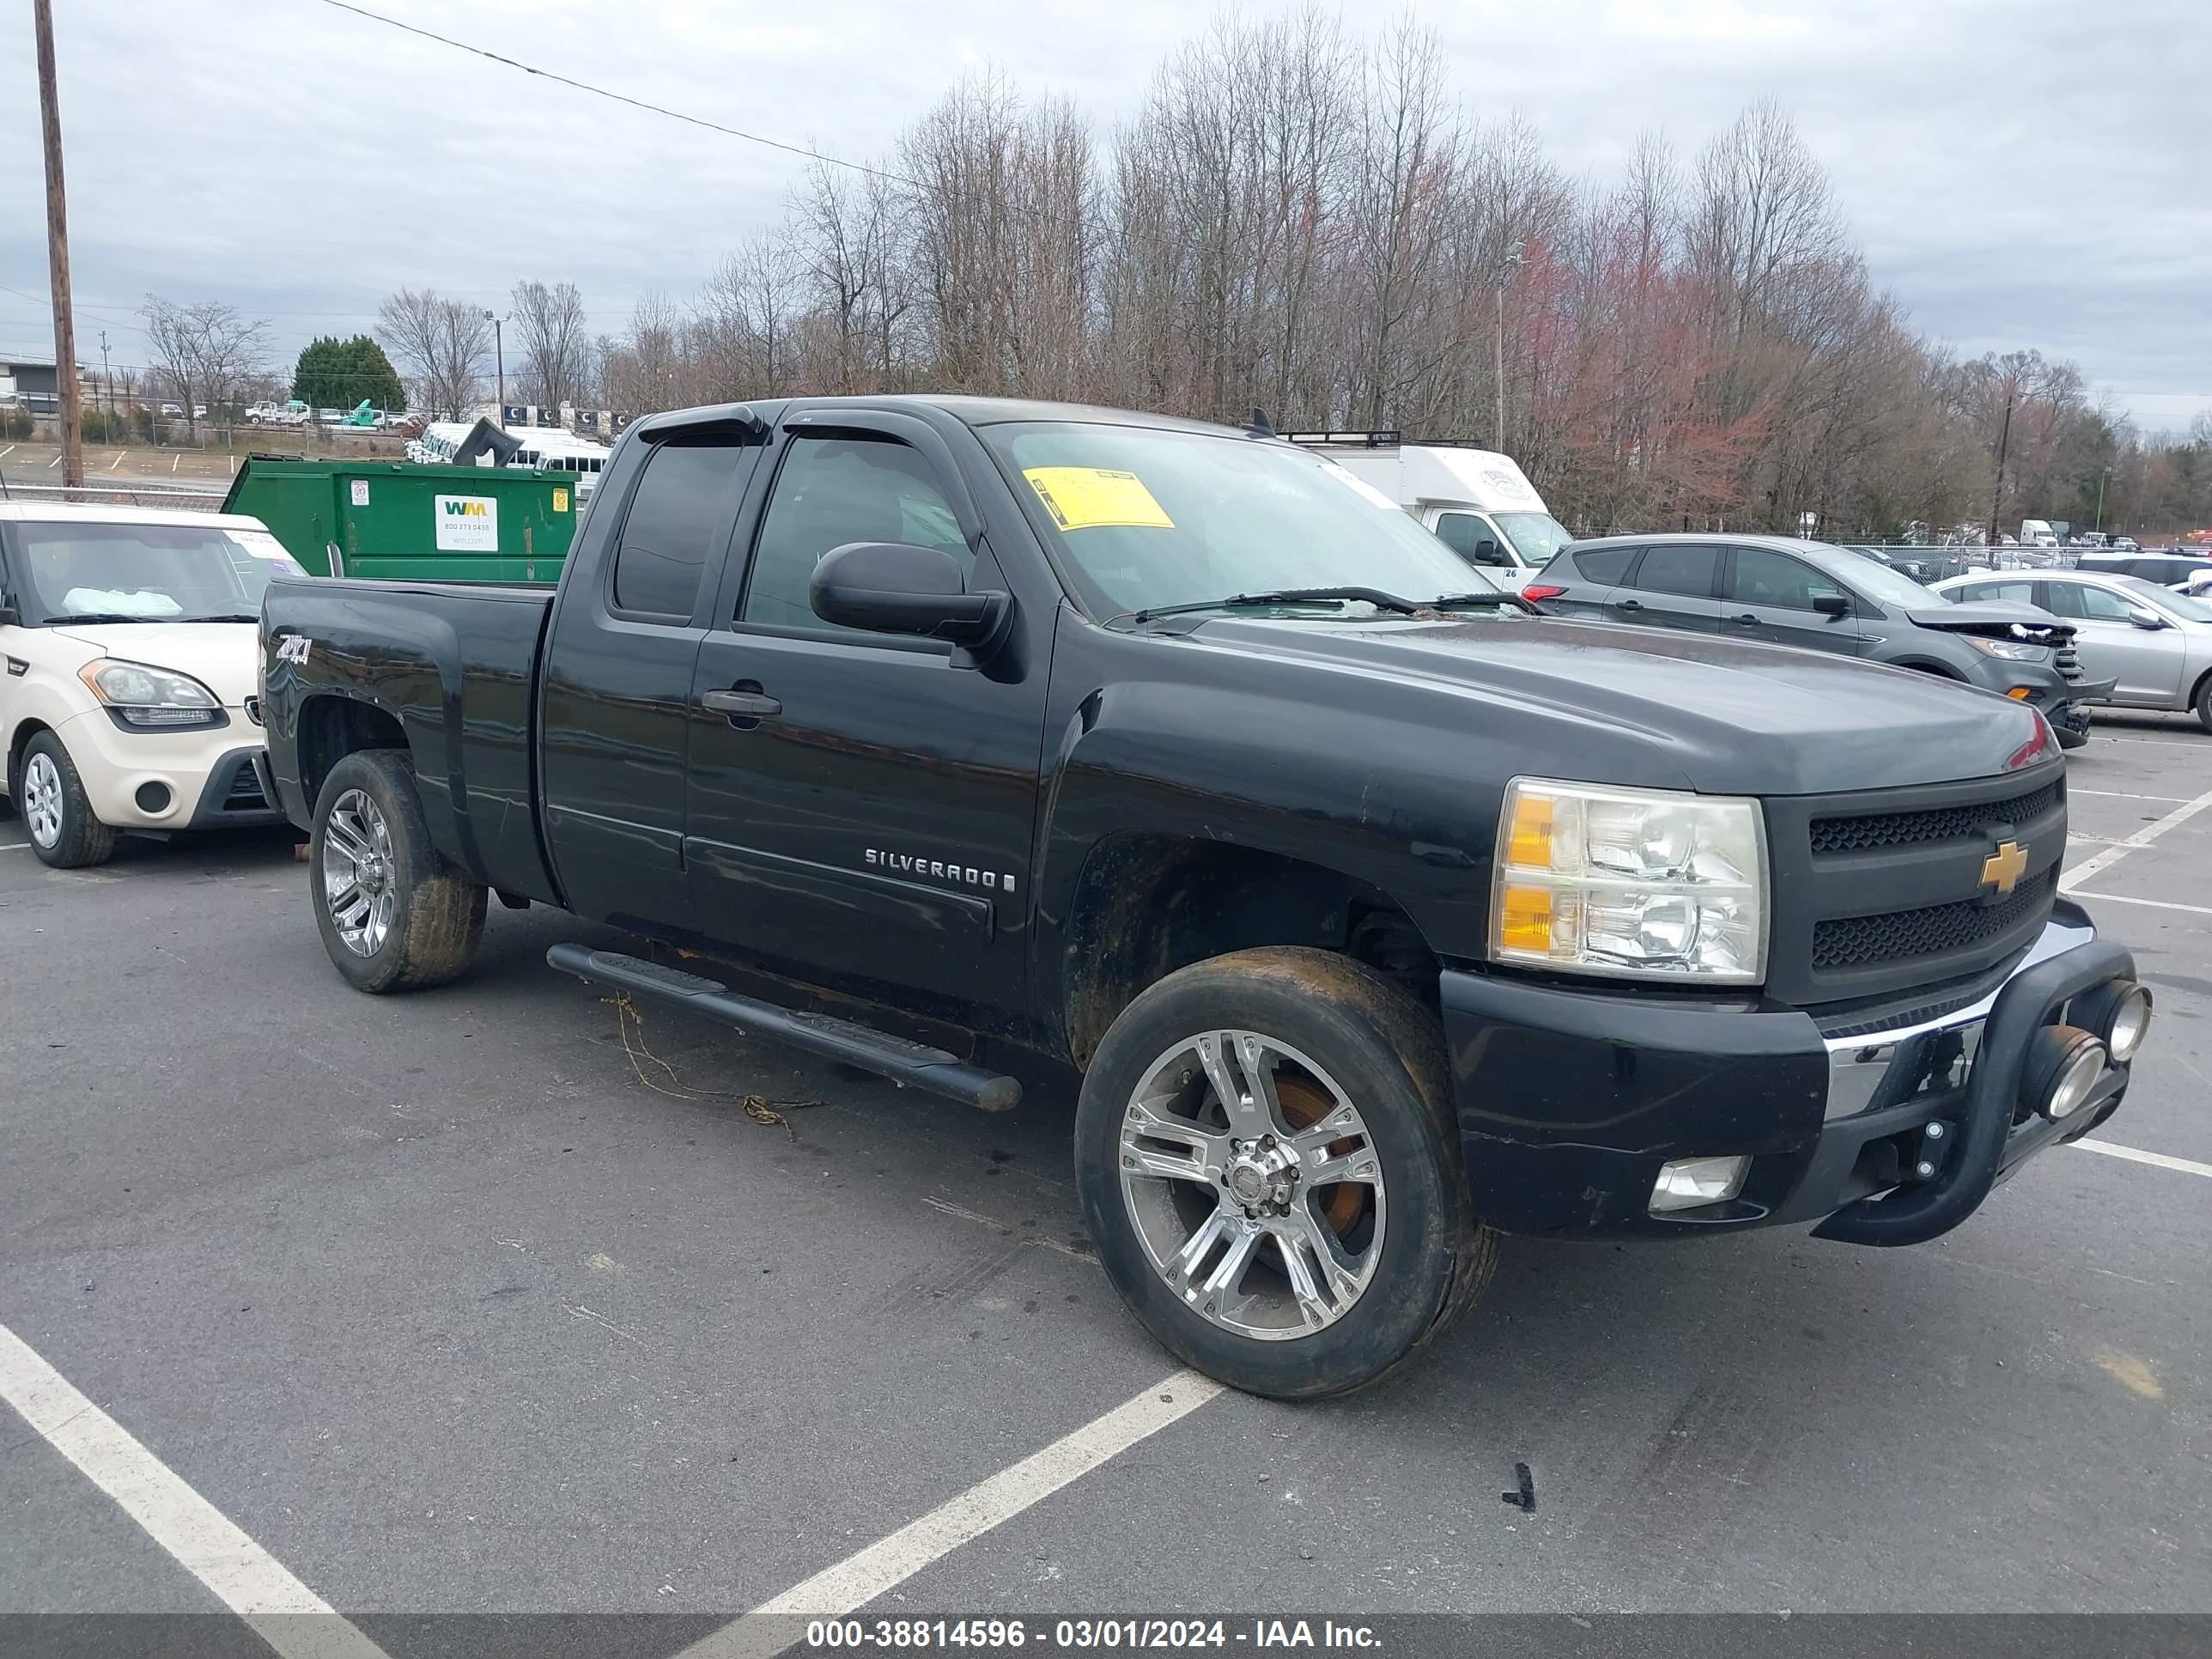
[177,613,260,623]
[1429,591,1523,609]
[1110,586,1427,627]
[42,611,161,625]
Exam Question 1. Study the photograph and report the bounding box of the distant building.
[1,354,88,414]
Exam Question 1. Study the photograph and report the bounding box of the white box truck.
[1287,434,1574,588]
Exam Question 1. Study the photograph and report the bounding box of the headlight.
[1490,778,1768,983]
[77,659,225,729]
[1965,636,2049,662]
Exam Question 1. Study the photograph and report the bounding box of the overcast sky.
[5,0,2207,430]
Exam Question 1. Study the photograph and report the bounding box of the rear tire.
[2194,674,2212,735]
[1075,947,1494,1401]
[309,750,485,993]
[17,732,116,869]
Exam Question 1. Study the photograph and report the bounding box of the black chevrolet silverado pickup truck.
[259,397,2152,1399]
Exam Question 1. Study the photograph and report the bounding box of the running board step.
[546,944,1022,1113]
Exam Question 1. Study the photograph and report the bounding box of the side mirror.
[809,541,1010,649]
[2127,607,2169,631]
[1813,592,1852,618]
[0,602,18,628]
[1474,538,1505,566]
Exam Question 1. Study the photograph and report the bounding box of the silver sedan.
[1934,569,2212,731]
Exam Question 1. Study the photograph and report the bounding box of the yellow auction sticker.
[1023,466,1174,531]
[552,487,571,513]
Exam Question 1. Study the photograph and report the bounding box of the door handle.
[702,689,781,720]
[1729,612,1759,625]
[1617,599,1644,612]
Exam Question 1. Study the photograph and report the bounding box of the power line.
[311,0,915,187]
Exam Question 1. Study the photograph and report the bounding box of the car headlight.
[1965,636,2049,662]
[77,659,225,729]
[1491,778,1768,983]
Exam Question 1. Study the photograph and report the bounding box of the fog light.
[1650,1155,1749,1213]
[2073,980,2152,1063]
[2021,1024,2107,1121]
[134,781,173,814]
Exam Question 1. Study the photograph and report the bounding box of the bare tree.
[375,288,490,418]
[140,295,269,441]
[509,279,588,412]
[698,230,805,398]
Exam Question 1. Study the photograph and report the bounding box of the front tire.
[1075,947,1494,1401]
[18,732,116,869]
[2194,674,2212,736]
[309,750,485,993]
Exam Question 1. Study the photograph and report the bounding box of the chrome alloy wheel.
[21,751,64,848]
[322,787,398,957]
[1117,1030,1385,1340]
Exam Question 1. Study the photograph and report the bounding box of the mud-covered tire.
[1075,947,1495,1401]
[18,732,117,869]
[309,750,485,993]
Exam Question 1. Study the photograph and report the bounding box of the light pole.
[1492,246,1522,450]
[2094,465,2112,534]
[485,310,505,421]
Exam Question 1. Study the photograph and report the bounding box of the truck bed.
[260,575,560,901]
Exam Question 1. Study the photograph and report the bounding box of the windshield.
[981,422,1508,618]
[1492,512,1574,567]
[17,520,271,623]
[2117,575,2212,623]
[1831,547,1944,611]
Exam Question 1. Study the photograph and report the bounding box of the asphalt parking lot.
[3,709,2209,1649]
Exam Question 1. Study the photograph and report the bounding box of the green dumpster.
[221,457,580,583]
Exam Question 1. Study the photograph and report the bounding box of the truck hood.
[47,621,262,707]
[1901,599,2073,642]
[1189,614,2048,795]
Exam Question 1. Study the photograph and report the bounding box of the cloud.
[3,0,2205,428]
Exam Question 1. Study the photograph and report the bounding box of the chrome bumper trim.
[1822,913,2093,1120]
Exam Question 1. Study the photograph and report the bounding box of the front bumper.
[52,708,284,833]
[1441,901,2135,1245]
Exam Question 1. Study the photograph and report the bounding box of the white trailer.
[1286,433,1573,587]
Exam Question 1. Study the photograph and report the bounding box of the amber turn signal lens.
[1498,884,1553,953]
[1508,795,1553,868]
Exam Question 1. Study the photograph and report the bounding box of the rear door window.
[1634,544,1720,598]
[1571,544,1639,585]
[610,436,746,619]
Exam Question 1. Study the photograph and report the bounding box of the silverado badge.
[1980,840,2028,895]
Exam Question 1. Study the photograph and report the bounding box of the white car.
[1,503,292,867]
[1935,568,2212,732]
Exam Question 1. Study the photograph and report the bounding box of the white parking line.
[2071,789,2190,804]
[47,453,62,469]
[2061,781,2212,892]
[2070,890,2212,917]
[0,1319,392,1659]
[2074,1139,2212,1181]
[0,443,15,458]
[678,1370,1224,1658]
[109,449,126,471]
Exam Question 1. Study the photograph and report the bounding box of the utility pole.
[1984,384,2015,551]
[34,0,83,488]
[2094,465,2112,534]
[1492,246,1522,452]
[99,329,112,422]
[486,311,505,419]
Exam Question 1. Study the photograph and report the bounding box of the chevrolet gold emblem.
[1981,840,2029,895]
